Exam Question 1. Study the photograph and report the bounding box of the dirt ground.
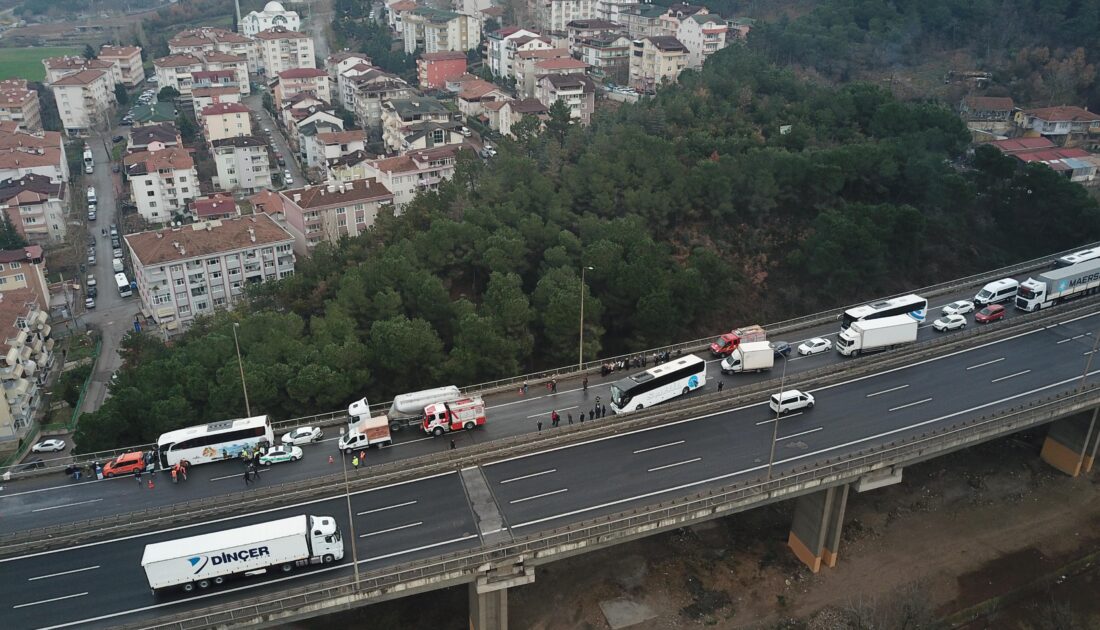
[299,429,1100,629]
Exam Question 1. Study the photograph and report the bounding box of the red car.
[975,304,1006,324]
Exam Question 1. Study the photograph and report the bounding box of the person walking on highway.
[359,450,366,463]
[450,439,456,450]
[135,469,142,485]
[588,409,594,421]
[551,410,560,427]
[243,469,252,485]
[582,376,588,392]
[568,413,573,425]
[718,381,724,392]
[352,455,360,470]
[522,381,529,395]
[537,419,543,432]
[551,378,558,394]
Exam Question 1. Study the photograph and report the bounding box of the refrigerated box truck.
[1015,258,1100,312]
[141,515,344,594]
[720,341,775,374]
[836,315,919,356]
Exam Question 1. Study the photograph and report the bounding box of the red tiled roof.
[190,194,238,218]
[985,137,1055,153]
[201,102,250,116]
[123,147,194,171]
[1022,105,1100,122]
[281,178,392,209]
[50,69,109,86]
[963,96,1015,111]
[278,68,328,79]
[99,45,141,58]
[154,54,202,68]
[516,48,569,60]
[421,51,467,61]
[317,130,366,144]
[534,58,587,70]
[126,215,293,266]
[389,0,418,10]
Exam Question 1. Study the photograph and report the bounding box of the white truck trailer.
[141,515,344,594]
[719,341,775,374]
[836,315,919,356]
[1015,258,1100,312]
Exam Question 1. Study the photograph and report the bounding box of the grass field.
[0,46,82,82]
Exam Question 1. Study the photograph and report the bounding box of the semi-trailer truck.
[836,315,919,356]
[141,515,343,594]
[385,385,463,430]
[1015,258,1100,312]
[709,325,766,356]
[719,341,775,374]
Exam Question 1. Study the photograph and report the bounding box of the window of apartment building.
[10,262,20,269]
[336,206,346,214]
[276,244,291,252]
[14,274,24,282]
[214,297,227,306]
[145,179,153,185]
[181,187,190,194]
[211,270,222,279]
[178,304,191,315]
[174,277,185,286]
[0,264,5,271]
[16,316,26,329]
[149,201,157,207]
[147,190,155,196]
[229,267,240,276]
[0,277,6,285]
[153,293,171,305]
[179,176,187,183]
[196,301,208,310]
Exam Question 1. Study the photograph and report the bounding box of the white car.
[281,426,323,445]
[32,439,66,453]
[797,337,832,356]
[259,445,303,465]
[941,300,975,316]
[933,314,967,332]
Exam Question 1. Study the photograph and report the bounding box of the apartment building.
[98,45,145,87]
[676,13,729,69]
[387,0,418,33]
[418,51,467,89]
[153,54,205,99]
[595,0,635,21]
[276,179,394,253]
[155,52,251,100]
[402,7,482,55]
[0,80,42,133]
[532,0,600,36]
[211,136,273,193]
[0,124,68,184]
[336,62,376,109]
[303,130,366,169]
[255,27,316,76]
[0,281,54,449]
[0,174,66,244]
[496,98,549,138]
[487,28,552,78]
[348,70,415,132]
[41,56,117,86]
[381,97,456,152]
[189,193,240,220]
[516,51,587,98]
[128,122,182,153]
[456,79,508,119]
[1015,106,1100,149]
[50,69,116,136]
[123,148,199,223]
[0,245,50,307]
[241,1,301,37]
[575,33,631,82]
[201,102,253,143]
[125,215,296,332]
[363,145,460,210]
[619,4,666,38]
[273,68,331,109]
[536,74,596,125]
[325,150,373,182]
[629,36,688,92]
[192,86,241,121]
[168,27,259,74]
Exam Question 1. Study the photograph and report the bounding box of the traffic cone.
[147,478,154,489]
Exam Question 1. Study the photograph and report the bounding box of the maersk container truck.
[720,341,775,374]
[1015,258,1100,312]
[141,515,344,594]
[836,315,919,356]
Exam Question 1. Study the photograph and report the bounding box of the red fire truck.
[708,324,766,356]
[422,397,487,436]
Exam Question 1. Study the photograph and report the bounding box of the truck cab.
[709,325,766,356]
[422,397,486,436]
[308,515,345,562]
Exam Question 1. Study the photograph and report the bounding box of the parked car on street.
[281,427,323,445]
[259,445,303,465]
[32,439,66,453]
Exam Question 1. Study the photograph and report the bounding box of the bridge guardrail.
[3,241,1089,482]
[119,379,1100,630]
[3,295,1094,556]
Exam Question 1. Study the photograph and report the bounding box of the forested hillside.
[74,45,1100,451]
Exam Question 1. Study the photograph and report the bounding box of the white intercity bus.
[115,272,132,297]
[156,415,274,469]
[610,355,706,414]
[841,293,927,330]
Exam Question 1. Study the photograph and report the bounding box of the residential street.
[246,92,306,187]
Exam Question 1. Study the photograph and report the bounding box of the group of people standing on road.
[541,394,608,432]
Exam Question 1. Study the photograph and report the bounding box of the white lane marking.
[35,534,481,630]
[966,357,1004,370]
[481,527,506,535]
[27,566,99,581]
[526,406,577,419]
[1057,333,1088,344]
[208,473,241,482]
[356,500,417,516]
[510,366,1100,529]
[1,469,459,564]
[992,370,1031,383]
[30,499,102,513]
[499,469,557,484]
[509,488,568,504]
[866,384,909,398]
[647,458,701,473]
[14,592,88,608]
[888,398,932,412]
[756,412,802,425]
[393,435,435,447]
[633,440,685,454]
[359,522,423,538]
[779,427,823,440]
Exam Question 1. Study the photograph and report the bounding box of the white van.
[769,390,815,414]
[973,278,1019,306]
[87,187,97,204]
[112,258,124,272]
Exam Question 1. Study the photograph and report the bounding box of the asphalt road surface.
[2,304,1097,629]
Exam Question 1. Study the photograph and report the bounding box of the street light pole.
[339,426,361,589]
[578,265,594,371]
[766,353,789,481]
[232,322,252,417]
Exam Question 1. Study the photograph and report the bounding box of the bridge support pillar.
[1040,410,1100,477]
[787,484,848,573]
[468,558,535,630]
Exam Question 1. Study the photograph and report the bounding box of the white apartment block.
[0,80,42,133]
[363,145,460,211]
[241,1,301,37]
[125,215,296,332]
[676,13,729,69]
[0,124,69,184]
[596,0,635,21]
[536,74,596,125]
[98,45,146,87]
[123,148,199,224]
[201,102,253,143]
[0,174,67,244]
[532,0,599,35]
[487,28,545,77]
[211,136,272,194]
[169,27,259,74]
[628,36,688,91]
[50,69,116,136]
[349,71,415,132]
[41,56,118,86]
[402,7,482,55]
[154,52,250,100]
[276,179,394,253]
[192,86,242,121]
[273,68,331,109]
[380,97,455,153]
[303,130,366,169]
[255,27,316,76]
[0,281,54,448]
